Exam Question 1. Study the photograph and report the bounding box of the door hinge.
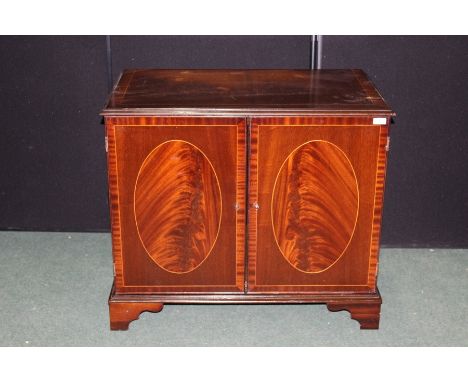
[244,280,248,292]
[105,136,108,153]
[385,136,390,152]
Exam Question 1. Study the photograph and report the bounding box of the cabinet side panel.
[368,124,389,289]
[106,121,124,289]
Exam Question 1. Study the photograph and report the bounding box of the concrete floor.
[0,232,466,346]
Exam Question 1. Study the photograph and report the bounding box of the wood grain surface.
[134,140,221,273]
[367,124,390,287]
[249,116,386,293]
[105,123,124,288]
[102,69,393,116]
[106,117,245,293]
[103,70,393,330]
[272,140,358,273]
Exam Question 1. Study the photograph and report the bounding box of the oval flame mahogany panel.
[134,140,222,274]
[272,140,359,273]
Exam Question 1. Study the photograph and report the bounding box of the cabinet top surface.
[102,69,393,116]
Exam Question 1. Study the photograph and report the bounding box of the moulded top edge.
[100,108,395,117]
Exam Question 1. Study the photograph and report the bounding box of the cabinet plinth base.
[327,300,381,329]
[108,287,164,330]
[109,302,164,330]
[108,284,382,330]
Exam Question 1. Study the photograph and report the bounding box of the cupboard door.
[106,117,246,293]
[248,117,389,293]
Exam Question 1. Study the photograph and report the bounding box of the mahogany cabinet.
[101,69,394,330]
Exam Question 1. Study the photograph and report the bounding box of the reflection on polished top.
[102,69,392,115]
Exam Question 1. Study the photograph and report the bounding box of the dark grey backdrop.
[1,36,467,247]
